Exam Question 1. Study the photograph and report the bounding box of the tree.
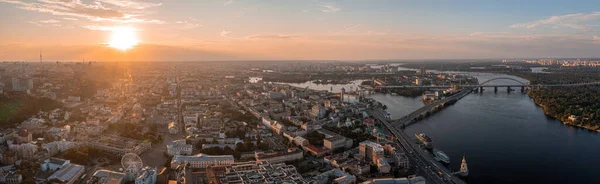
[370,164,379,174]
[258,142,270,151]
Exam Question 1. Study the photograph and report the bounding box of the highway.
[370,90,473,184]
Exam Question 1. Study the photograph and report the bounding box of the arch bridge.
[470,77,530,92]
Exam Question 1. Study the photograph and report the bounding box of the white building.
[43,140,76,156]
[40,158,70,172]
[167,140,193,156]
[170,154,234,169]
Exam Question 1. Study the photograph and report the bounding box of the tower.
[40,50,42,63]
[459,155,469,177]
[341,87,345,102]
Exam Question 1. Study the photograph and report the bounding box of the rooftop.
[48,164,84,182]
[88,170,126,184]
[173,154,234,162]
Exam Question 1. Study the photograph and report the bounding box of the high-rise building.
[419,67,426,76]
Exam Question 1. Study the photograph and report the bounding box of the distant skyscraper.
[341,87,345,102]
[419,67,426,76]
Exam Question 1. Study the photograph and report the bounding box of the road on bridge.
[369,90,473,184]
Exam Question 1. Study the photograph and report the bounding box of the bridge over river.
[374,77,600,89]
[368,79,600,184]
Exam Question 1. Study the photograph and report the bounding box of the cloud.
[224,0,233,6]
[175,21,202,30]
[0,0,163,24]
[318,2,340,13]
[81,25,115,31]
[344,24,361,31]
[594,36,600,41]
[28,19,62,26]
[221,30,232,37]
[469,32,509,37]
[39,19,60,23]
[63,17,78,21]
[96,0,162,9]
[245,34,300,40]
[510,12,600,30]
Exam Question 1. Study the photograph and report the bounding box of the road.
[369,90,472,184]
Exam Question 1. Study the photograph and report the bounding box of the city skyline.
[2,0,600,61]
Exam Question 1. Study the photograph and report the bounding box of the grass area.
[0,101,21,122]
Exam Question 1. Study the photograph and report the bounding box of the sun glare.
[108,27,139,51]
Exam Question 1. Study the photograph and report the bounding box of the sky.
[1,0,600,61]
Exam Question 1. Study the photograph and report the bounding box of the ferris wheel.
[121,153,143,173]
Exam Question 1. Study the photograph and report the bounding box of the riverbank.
[526,91,600,132]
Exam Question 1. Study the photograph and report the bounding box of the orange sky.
[2,0,600,61]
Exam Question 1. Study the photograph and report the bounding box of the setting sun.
[108,27,138,51]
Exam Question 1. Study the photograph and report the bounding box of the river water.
[284,73,600,183]
[372,74,600,184]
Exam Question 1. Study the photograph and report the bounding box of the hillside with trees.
[516,68,600,130]
[0,92,61,128]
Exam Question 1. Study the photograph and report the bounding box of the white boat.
[433,149,450,164]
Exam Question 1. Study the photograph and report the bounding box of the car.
[437,171,444,176]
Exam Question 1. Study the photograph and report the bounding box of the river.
[284,73,600,183]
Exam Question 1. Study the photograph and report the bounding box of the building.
[360,141,385,163]
[8,143,37,159]
[359,141,396,174]
[324,136,348,151]
[167,140,193,156]
[43,141,77,156]
[359,141,376,161]
[376,158,391,174]
[47,163,85,184]
[293,136,308,146]
[135,166,157,184]
[255,148,304,164]
[86,136,151,156]
[304,144,330,157]
[170,154,235,169]
[317,129,353,150]
[16,129,32,144]
[415,78,422,86]
[40,158,70,172]
[168,122,179,134]
[315,168,356,184]
[201,144,237,150]
[87,170,126,184]
[362,176,426,184]
[11,77,33,93]
[311,105,326,119]
[209,161,309,183]
[0,165,22,184]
